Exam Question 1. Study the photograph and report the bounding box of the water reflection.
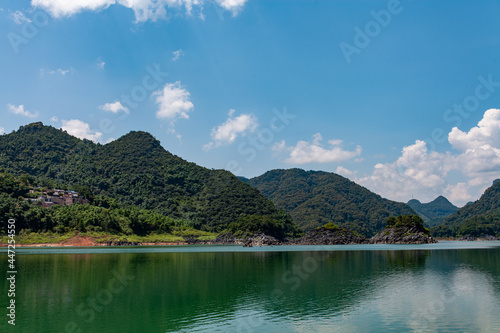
[1,248,499,332]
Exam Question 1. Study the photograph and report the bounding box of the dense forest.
[244,169,416,237]
[0,123,300,239]
[432,180,500,238]
[407,196,459,227]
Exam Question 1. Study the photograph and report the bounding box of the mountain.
[407,196,459,227]
[0,123,299,237]
[244,168,416,237]
[432,180,500,238]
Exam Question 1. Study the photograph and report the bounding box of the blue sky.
[1,0,500,206]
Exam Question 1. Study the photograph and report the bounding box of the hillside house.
[28,189,89,208]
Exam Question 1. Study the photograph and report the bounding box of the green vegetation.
[432,180,500,238]
[227,213,301,239]
[0,123,299,238]
[407,196,459,227]
[386,215,430,235]
[245,168,416,236]
[321,223,340,231]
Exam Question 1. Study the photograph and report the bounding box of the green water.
[2,242,500,332]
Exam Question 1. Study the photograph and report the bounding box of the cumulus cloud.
[31,0,248,22]
[357,140,453,204]
[172,49,184,61]
[99,101,129,114]
[357,109,500,206]
[449,109,500,151]
[203,110,258,150]
[214,0,247,15]
[275,133,362,164]
[61,119,103,142]
[153,81,194,120]
[0,127,5,135]
[32,0,114,18]
[7,104,38,118]
[335,166,356,178]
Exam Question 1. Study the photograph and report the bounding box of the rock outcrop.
[370,226,437,244]
[243,234,282,247]
[289,225,369,245]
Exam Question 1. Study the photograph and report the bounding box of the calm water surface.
[1,241,500,332]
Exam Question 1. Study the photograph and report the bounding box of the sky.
[1,0,500,207]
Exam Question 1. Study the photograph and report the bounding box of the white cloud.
[335,166,356,178]
[31,0,248,22]
[0,127,5,135]
[357,140,453,204]
[97,57,106,70]
[172,49,184,61]
[32,0,114,18]
[204,110,258,150]
[61,119,103,142]
[444,183,473,204]
[214,0,247,15]
[357,109,500,206]
[51,116,59,122]
[10,10,32,24]
[99,101,129,114]
[276,133,362,164]
[449,109,500,151]
[153,81,194,120]
[40,68,73,77]
[7,104,38,118]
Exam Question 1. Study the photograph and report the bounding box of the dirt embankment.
[1,234,187,247]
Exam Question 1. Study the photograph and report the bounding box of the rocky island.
[371,215,437,244]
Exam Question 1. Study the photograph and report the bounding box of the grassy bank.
[0,229,217,245]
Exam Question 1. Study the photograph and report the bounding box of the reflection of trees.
[383,250,430,270]
[4,247,499,333]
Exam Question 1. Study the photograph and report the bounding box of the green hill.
[432,180,500,238]
[407,196,459,227]
[0,122,299,238]
[244,169,416,237]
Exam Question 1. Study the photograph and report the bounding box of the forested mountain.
[0,123,299,237]
[432,180,500,238]
[244,169,416,236]
[407,196,459,227]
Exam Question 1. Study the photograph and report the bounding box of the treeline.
[431,180,500,238]
[0,172,180,235]
[0,172,300,240]
[245,169,416,237]
[0,123,300,237]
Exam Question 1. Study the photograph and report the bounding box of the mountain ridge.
[0,122,299,237]
[244,168,416,237]
[432,180,500,238]
[407,195,459,227]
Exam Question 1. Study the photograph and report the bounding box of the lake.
[2,241,500,332]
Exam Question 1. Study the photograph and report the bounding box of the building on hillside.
[27,189,89,208]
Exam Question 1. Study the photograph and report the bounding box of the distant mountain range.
[407,196,459,227]
[0,122,299,237]
[243,169,416,237]
[432,180,500,238]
